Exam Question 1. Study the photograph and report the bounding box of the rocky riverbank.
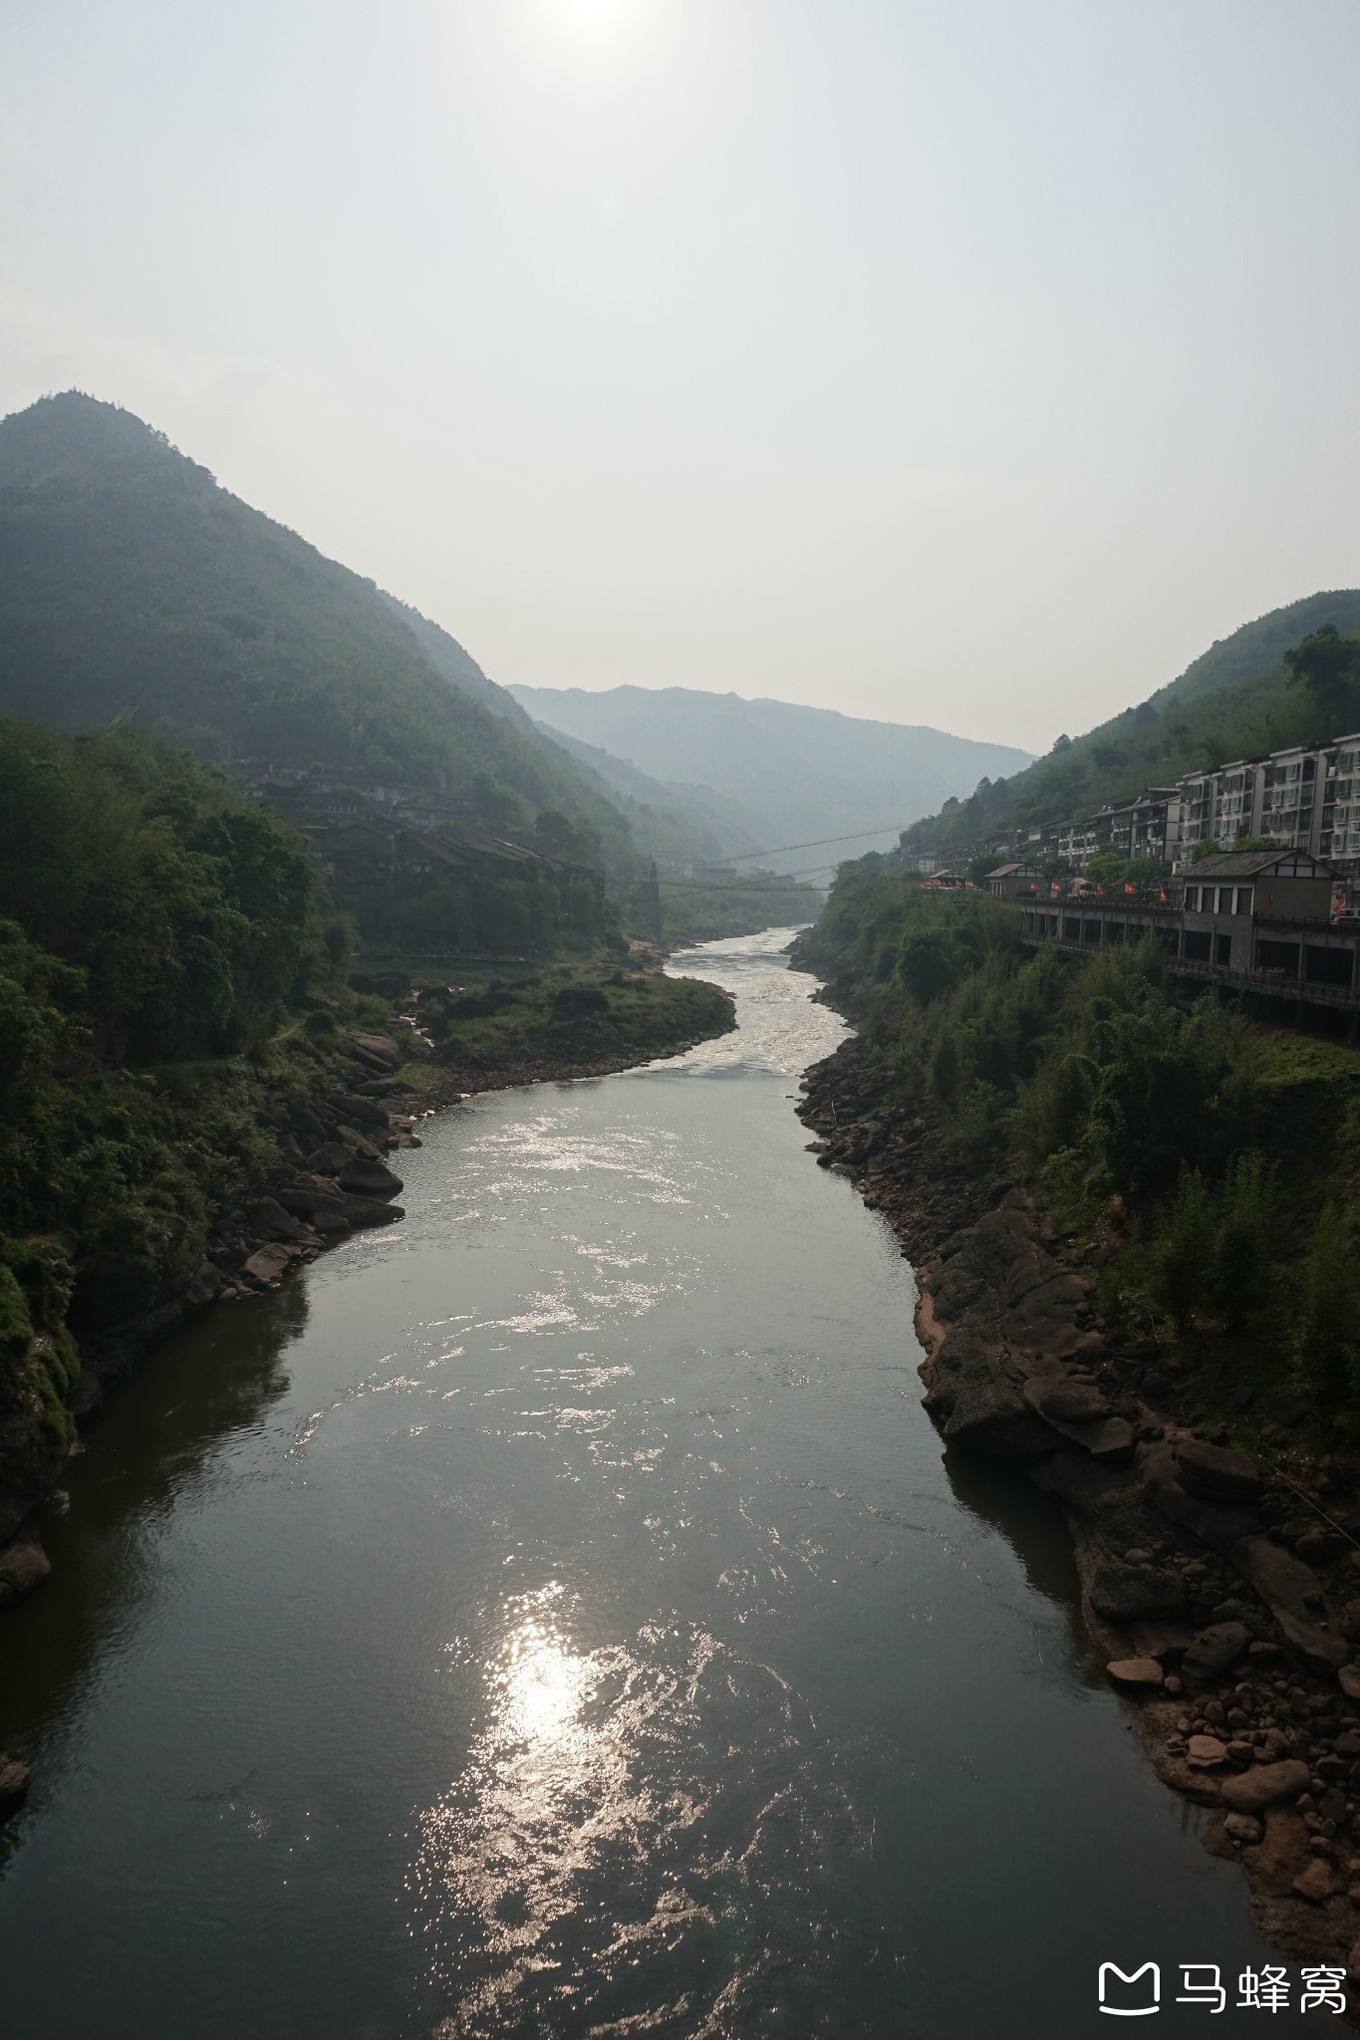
[797,1019,1360,1998]
[0,983,738,1645]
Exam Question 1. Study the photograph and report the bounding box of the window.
[1256,939,1300,975]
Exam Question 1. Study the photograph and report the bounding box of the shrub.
[1154,1168,1215,1331]
[1294,1206,1360,1416]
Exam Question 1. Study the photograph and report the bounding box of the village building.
[1013,848,1357,1015]
[984,862,1045,899]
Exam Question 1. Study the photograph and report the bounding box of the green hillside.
[903,591,1360,857]
[0,393,640,874]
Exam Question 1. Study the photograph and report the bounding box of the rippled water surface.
[0,931,1277,2036]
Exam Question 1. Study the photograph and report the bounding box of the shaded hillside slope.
[0,394,639,872]
[508,683,1034,867]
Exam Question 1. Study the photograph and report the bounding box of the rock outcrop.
[797,1026,1360,1999]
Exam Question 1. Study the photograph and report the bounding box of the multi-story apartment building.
[1168,734,1360,872]
[1322,734,1360,868]
[1257,746,1322,853]
[919,730,1360,886]
[1109,787,1182,866]
[1210,761,1262,845]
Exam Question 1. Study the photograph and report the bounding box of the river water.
[0,930,1283,2037]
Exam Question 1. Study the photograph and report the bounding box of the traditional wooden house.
[984,862,1045,899]
[1178,849,1343,977]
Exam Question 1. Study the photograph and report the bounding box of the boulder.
[1220,1759,1310,1815]
[1174,1437,1261,1505]
[1232,1536,1350,1672]
[336,1197,406,1228]
[1223,1812,1263,1845]
[245,1197,305,1243]
[184,1259,222,1308]
[1027,1378,1109,1426]
[1086,1418,1136,1464]
[351,1032,402,1069]
[335,1125,384,1161]
[1186,1734,1229,1769]
[1106,1657,1164,1690]
[922,1321,1057,1460]
[0,1756,30,1816]
[327,1091,390,1130]
[1293,1855,1341,1903]
[1181,1621,1252,1685]
[1244,1807,1313,1896]
[276,1185,347,1220]
[338,1158,404,1200]
[1089,1560,1188,1624]
[305,1142,354,1176]
[242,1244,301,1288]
[0,1522,51,1606]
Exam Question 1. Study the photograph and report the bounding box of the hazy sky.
[1,0,1357,751]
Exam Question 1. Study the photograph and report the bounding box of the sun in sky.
[515,0,681,84]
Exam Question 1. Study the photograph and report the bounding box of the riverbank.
[409,962,736,1097]
[0,963,736,1657]
[3,926,1278,2037]
[794,988,1360,1992]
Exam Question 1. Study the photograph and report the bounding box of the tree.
[1086,850,1130,889]
[1284,626,1360,736]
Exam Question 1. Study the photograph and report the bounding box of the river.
[0,930,1281,2036]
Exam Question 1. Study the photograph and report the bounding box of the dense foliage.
[808,859,1360,1424]
[0,722,374,1496]
[417,963,733,1079]
[0,720,329,1068]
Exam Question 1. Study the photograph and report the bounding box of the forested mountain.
[900,591,1360,855]
[507,684,1034,869]
[0,394,640,873]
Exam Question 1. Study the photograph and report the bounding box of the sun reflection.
[493,1606,589,1748]
[406,1605,848,2034]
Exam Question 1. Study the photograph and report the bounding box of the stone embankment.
[799,1029,1360,1991]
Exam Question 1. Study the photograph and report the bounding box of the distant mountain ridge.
[507,684,1034,873]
